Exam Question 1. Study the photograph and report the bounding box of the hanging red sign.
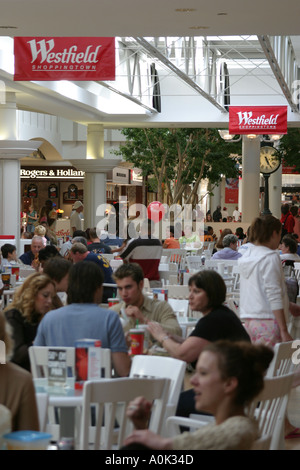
[14,37,115,81]
[229,106,287,135]
[225,178,239,204]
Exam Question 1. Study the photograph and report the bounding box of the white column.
[241,136,261,224]
[209,183,221,213]
[0,92,17,140]
[0,93,42,253]
[83,172,107,229]
[0,159,20,237]
[269,165,282,219]
[86,124,104,159]
[69,159,122,230]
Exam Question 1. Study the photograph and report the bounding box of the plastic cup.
[3,431,52,450]
[11,266,20,281]
[1,273,10,289]
[129,329,144,355]
[108,298,119,307]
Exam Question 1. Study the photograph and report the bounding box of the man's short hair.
[72,236,88,247]
[73,230,87,239]
[67,261,104,303]
[89,227,98,239]
[113,263,144,284]
[70,242,88,254]
[31,235,44,245]
[38,245,61,262]
[222,234,238,247]
[43,257,72,282]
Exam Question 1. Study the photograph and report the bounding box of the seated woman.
[280,235,300,263]
[147,269,250,417]
[179,224,201,247]
[214,228,233,252]
[0,312,39,431]
[163,225,180,249]
[122,340,273,450]
[4,272,56,371]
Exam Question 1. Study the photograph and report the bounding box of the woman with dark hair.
[4,272,56,371]
[122,340,273,450]
[239,215,293,347]
[148,270,249,369]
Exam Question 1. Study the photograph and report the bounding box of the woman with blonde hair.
[4,272,56,371]
[0,312,39,431]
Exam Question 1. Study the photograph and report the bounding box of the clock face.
[259,146,281,174]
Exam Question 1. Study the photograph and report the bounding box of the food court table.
[34,378,83,439]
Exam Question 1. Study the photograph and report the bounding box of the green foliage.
[277,128,300,170]
[112,127,241,203]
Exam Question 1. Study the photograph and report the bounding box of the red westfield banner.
[14,37,115,81]
[229,106,287,135]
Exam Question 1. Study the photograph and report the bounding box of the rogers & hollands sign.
[229,106,287,135]
[14,37,115,81]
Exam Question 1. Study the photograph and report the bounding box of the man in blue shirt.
[69,242,116,302]
[34,261,130,377]
[19,235,45,266]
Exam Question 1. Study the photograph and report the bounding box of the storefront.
[20,163,151,239]
[21,165,85,239]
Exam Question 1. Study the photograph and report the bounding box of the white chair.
[78,377,171,450]
[29,346,112,442]
[162,249,187,271]
[29,346,76,379]
[247,373,295,450]
[186,256,203,272]
[129,355,186,436]
[35,393,49,432]
[265,341,298,450]
[29,346,77,441]
[267,341,297,378]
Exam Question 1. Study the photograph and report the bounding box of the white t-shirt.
[70,211,82,232]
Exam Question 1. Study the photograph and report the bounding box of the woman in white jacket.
[238,215,293,347]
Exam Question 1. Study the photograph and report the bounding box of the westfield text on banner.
[14,37,115,81]
[229,106,287,135]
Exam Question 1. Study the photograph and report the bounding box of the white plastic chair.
[35,393,49,432]
[129,355,186,436]
[266,341,297,378]
[265,341,298,450]
[162,249,187,271]
[186,256,203,272]
[29,346,112,442]
[247,373,295,450]
[78,377,171,450]
[29,346,76,379]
